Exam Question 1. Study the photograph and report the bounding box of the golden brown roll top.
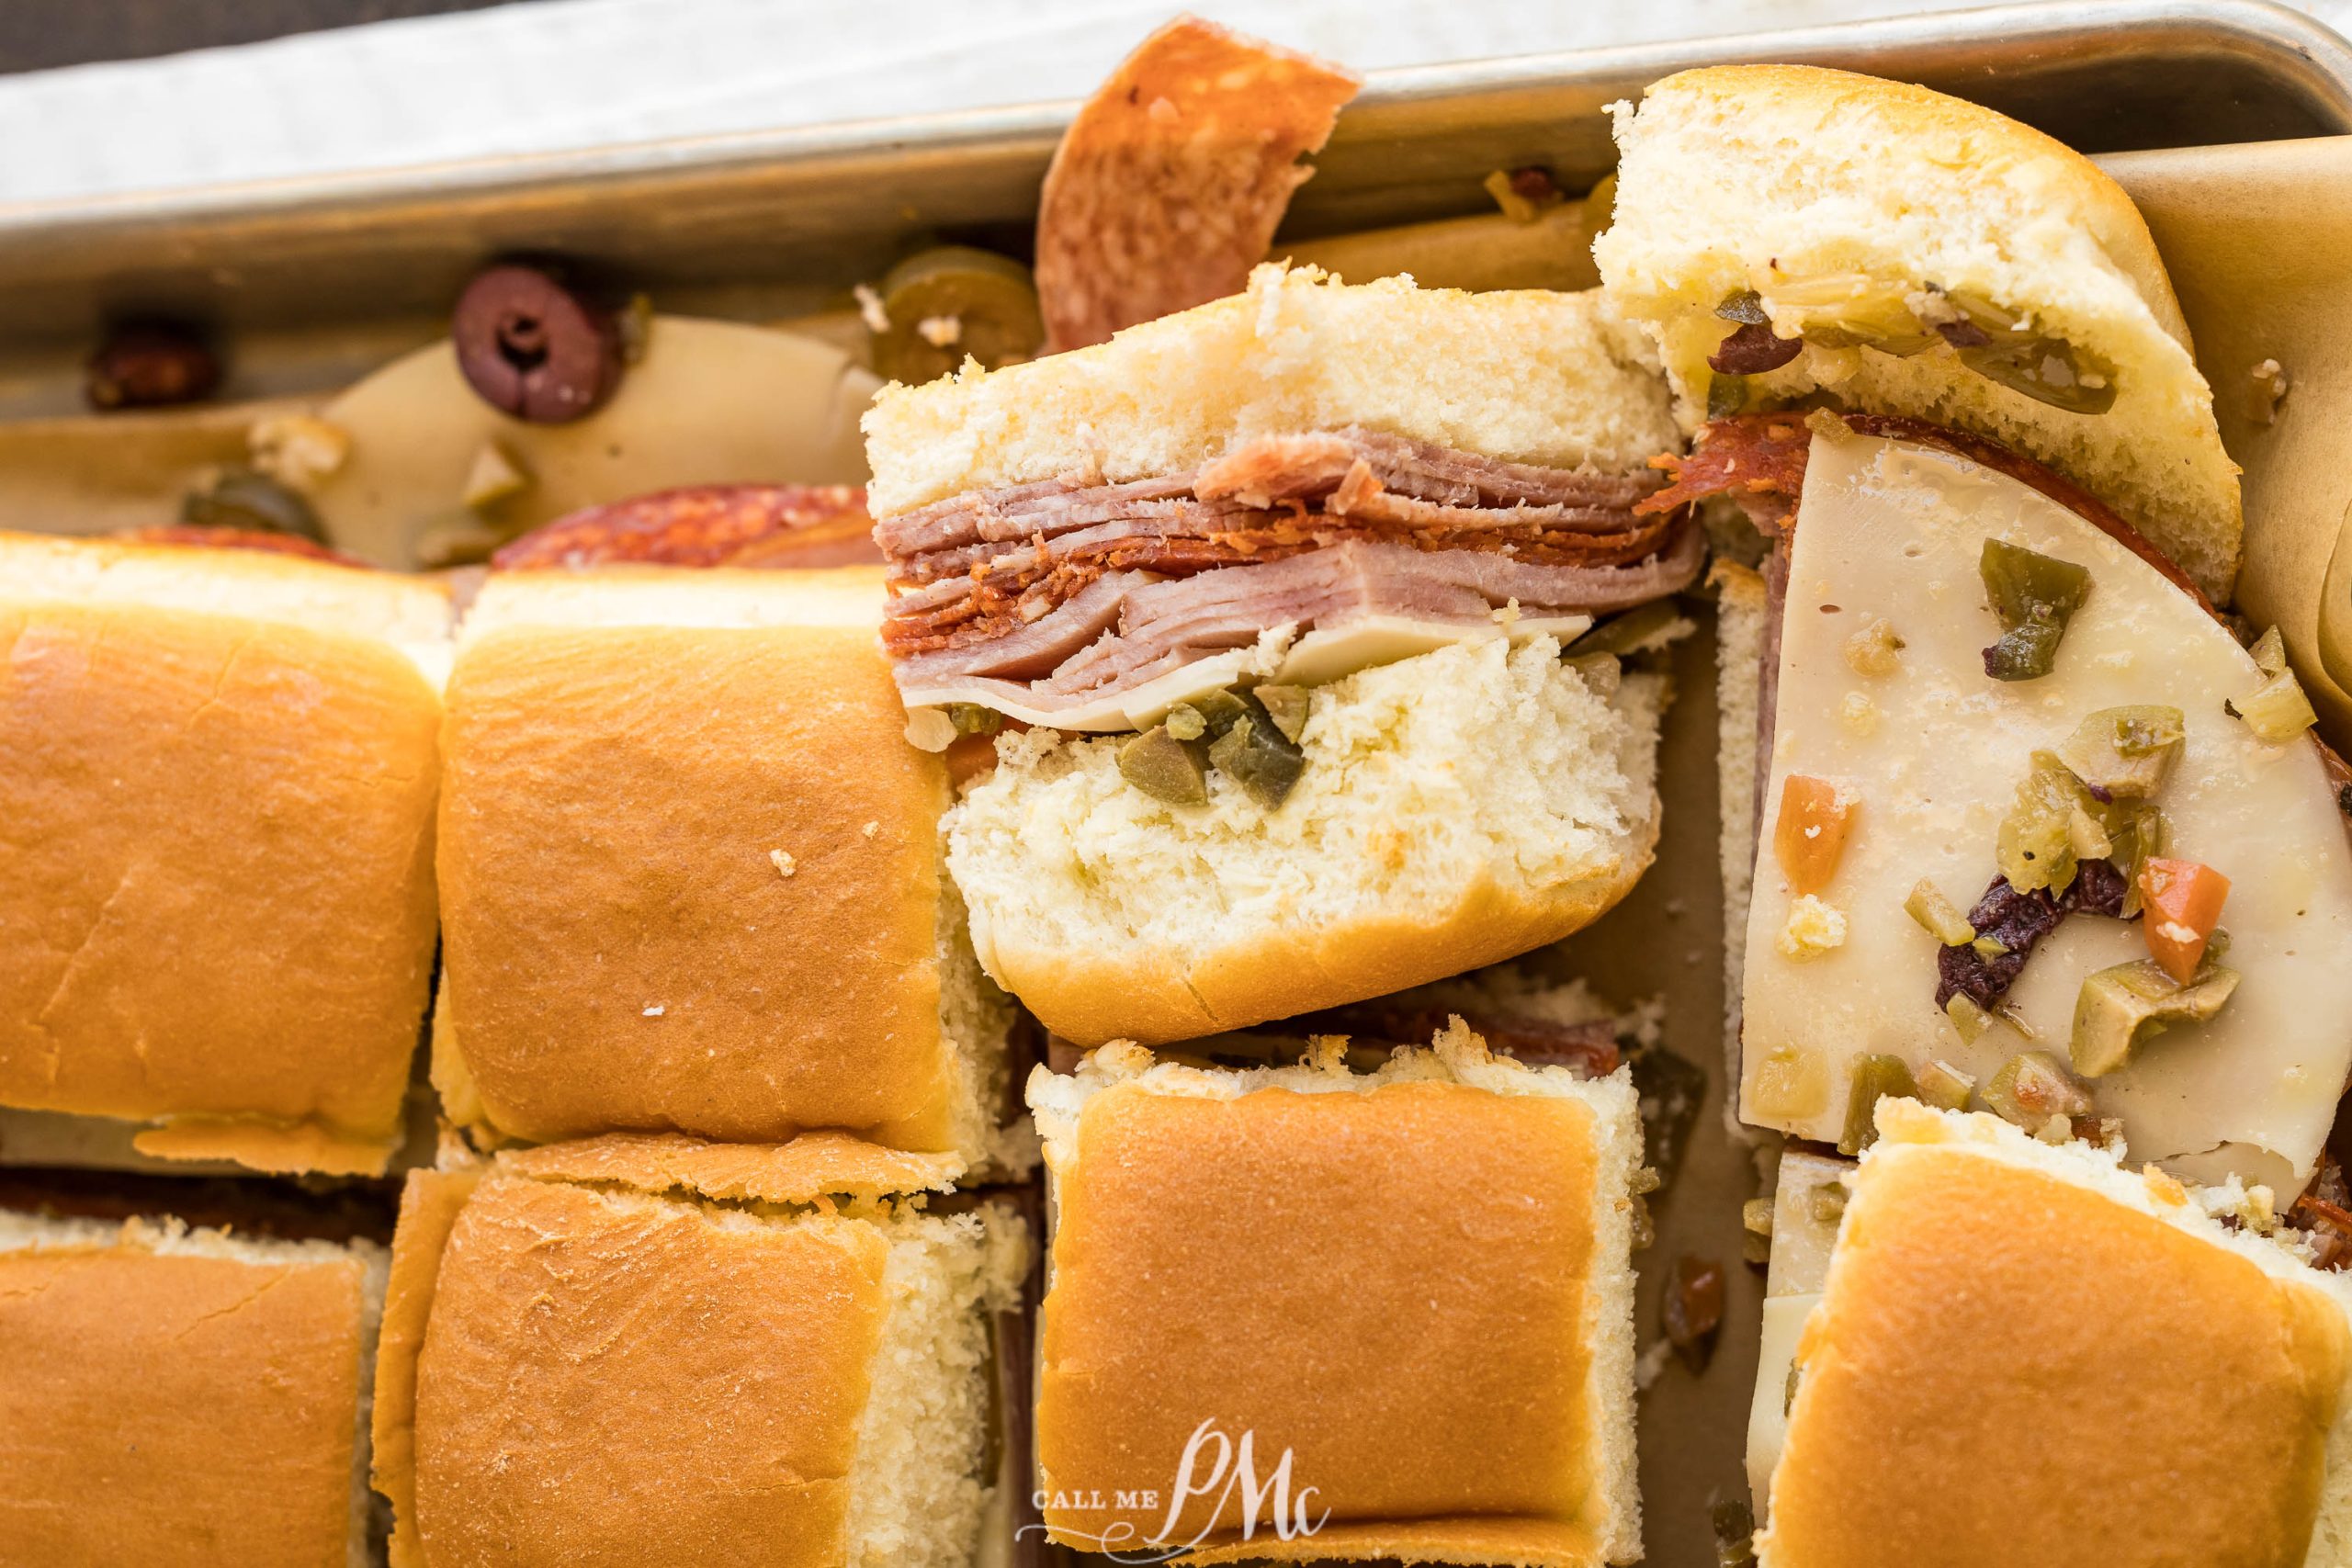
[431,567,1016,1172]
[1758,1101,2352,1568]
[370,1135,1026,1568]
[0,532,447,1176]
[1027,1032,1645,1565]
[0,1211,386,1568]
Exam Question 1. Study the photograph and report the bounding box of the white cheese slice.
[897,610,1592,732]
[1746,1292,1817,1517]
[1741,432,2352,1188]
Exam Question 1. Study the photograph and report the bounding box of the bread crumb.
[862,821,880,839]
[2142,1164,2187,1205]
[770,849,797,878]
[916,314,962,348]
[643,1004,665,1017]
[854,283,890,334]
[1776,895,1847,960]
[2251,357,2289,425]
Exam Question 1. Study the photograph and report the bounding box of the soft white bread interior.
[0,532,447,1177]
[0,1211,388,1568]
[435,567,1022,1175]
[374,1142,1027,1568]
[862,263,1679,517]
[1594,65,2242,601]
[1754,1100,2352,1568]
[1028,1026,1645,1566]
[950,634,1666,1045]
[0,530,453,682]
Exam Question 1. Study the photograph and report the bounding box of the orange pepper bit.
[1773,774,1859,896]
[2139,857,2230,984]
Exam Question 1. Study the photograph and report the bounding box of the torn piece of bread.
[370,1136,1027,1568]
[1752,1100,2352,1568]
[1028,1028,1644,1565]
[0,532,447,1176]
[433,566,1022,1174]
[1596,64,2241,600]
[949,634,1667,1045]
[0,1209,387,1568]
[865,263,1679,517]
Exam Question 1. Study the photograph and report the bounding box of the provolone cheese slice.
[1742,432,2352,1188]
[1746,1292,1816,1517]
[897,611,1592,732]
[311,317,878,569]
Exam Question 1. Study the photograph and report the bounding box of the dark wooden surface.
[0,0,522,73]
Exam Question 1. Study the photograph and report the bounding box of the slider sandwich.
[0,1208,388,1568]
[432,566,1023,1173]
[866,265,1699,1045]
[1746,1100,2352,1567]
[0,532,447,1175]
[371,1133,1027,1568]
[1027,1028,1644,1565]
[1595,66,2352,1189]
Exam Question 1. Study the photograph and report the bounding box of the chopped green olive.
[1915,1058,1976,1112]
[1997,750,2091,894]
[2070,958,2239,1077]
[869,246,1044,386]
[1117,725,1208,807]
[182,469,326,541]
[1189,689,1250,736]
[1944,993,1993,1044]
[1706,371,1749,420]
[1982,1051,2094,1128]
[2250,625,2289,677]
[1970,935,2010,961]
[1955,336,2119,415]
[1838,1053,1920,1155]
[1715,288,1771,325]
[1937,288,2120,414]
[2228,669,2319,745]
[945,703,1003,738]
[1251,683,1310,744]
[1980,538,2091,682]
[1905,879,1976,946]
[2054,705,2185,798]
[2107,802,2169,918]
[1566,599,1683,659]
[1207,709,1306,810]
[1163,703,1207,741]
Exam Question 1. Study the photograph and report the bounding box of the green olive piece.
[1164,703,1207,742]
[182,469,326,542]
[1955,334,2118,415]
[1117,724,1208,807]
[1944,993,1993,1044]
[869,246,1044,386]
[2228,669,2320,745]
[1706,371,1748,420]
[1914,1058,1976,1112]
[2070,958,2240,1077]
[1838,1053,1920,1155]
[2250,626,2289,677]
[1715,288,1771,325]
[2054,705,2185,799]
[1251,684,1310,744]
[1980,538,2091,682]
[1189,689,1251,737]
[1566,599,1683,659]
[2106,802,2168,918]
[946,703,1003,738]
[1997,751,2091,895]
[1982,1050,2094,1129]
[1208,710,1306,810]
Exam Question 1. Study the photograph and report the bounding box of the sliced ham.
[893,534,1702,717]
[876,426,1696,718]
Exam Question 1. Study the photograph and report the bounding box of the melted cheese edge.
[1740,433,2352,1188]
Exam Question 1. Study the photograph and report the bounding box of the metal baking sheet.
[3,4,2346,1566]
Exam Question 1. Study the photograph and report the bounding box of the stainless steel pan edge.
[0,0,2344,362]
